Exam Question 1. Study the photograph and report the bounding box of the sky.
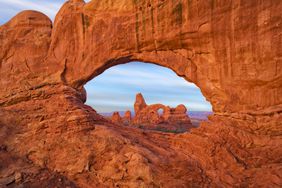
[0,0,90,24]
[0,1,212,113]
[85,62,212,112]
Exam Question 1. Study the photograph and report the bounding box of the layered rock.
[0,0,281,187]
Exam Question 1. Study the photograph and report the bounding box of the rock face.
[0,0,281,187]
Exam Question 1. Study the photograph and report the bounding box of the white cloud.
[0,0,94,24]
[94,66,196,88]
[0,0,63,21]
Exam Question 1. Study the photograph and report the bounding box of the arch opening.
[85,61,212,133]
[157,108,164,116]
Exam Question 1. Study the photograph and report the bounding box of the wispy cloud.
[0,0,93,24]
[0,0,63,24]
[91,63,196,88]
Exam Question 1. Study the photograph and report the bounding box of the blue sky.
[85,62,212,112]
[1,1,212,112]
[0,0,91,24]
[0,0,62,24]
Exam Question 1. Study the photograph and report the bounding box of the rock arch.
[0,0,281,187]
[1,0,281,116]
[47,0,282,116]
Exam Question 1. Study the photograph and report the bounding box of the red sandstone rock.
[134,93,147,115]
[111,112,123,124]
[0,0,281,187]
[164,104,192,125]
[123,110,132,125]
[133,93,192,128]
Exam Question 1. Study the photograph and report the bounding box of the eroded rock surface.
[0,0,281,187]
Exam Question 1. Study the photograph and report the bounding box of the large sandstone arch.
[1,0,281,115]
[52,0,282,115]
[0,0,281,187]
